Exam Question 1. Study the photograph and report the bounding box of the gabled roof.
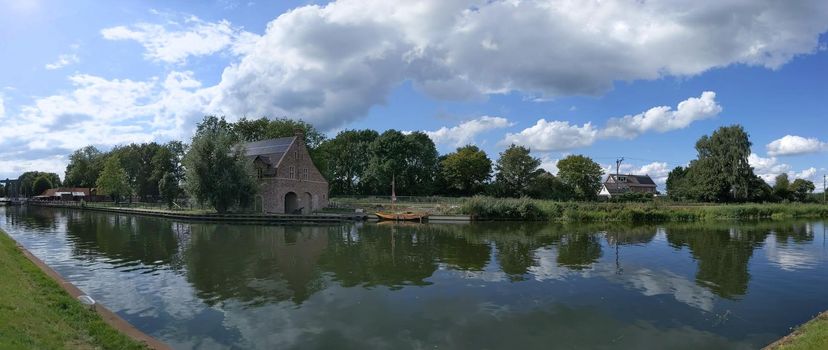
[606,174,656,187]
[37,187,94,197]
[242,137,297,168]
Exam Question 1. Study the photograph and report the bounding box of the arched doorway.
[285,192,299,214]
[254,195,264,213]
[303,192,313,214]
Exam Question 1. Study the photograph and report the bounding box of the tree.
[666,166,690,201]
[64,146,105,187]
[366,130,438,195]
[184,117,257,213]
[440,145,492,196]
[317,129,379,195]
[96,156,132,203]
[527,170,570,200]
[773,173,791,201]
[231,117,326,150]
[31,175,53,197]
[158,172,180,209]
[494,145,541,198]
[689,125,755,202]
[17,171,60,197]
[790,178,816,202]
[556,155,603,201]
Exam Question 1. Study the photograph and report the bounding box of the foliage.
[667,125,765,202]
[17,171,60,197]
[527,170,571,200]
[31,175,53,197]
[556,154,603,201]
[439,145,493,196]
[366,130,439,195]
[64,146,105,187]
[184,118,258,213]
[461,196,547,220]
[0,230,148,349]
[229,116,326,149]
[790,179,816,202]
[317,129,379,195]
[158,172,180,209]
[493,144,541,198]
[96,156,132,203]
[774,174,792,200]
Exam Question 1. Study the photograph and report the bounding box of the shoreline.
[764,311,828,349]
[0,228,169,349]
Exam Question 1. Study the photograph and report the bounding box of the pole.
[823,174,826,204]
[616,157,624,178]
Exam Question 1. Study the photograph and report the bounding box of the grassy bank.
[767,312,828,350]
[459,196,828,222]
[0,229,147,349]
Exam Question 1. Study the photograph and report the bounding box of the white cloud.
[502,92,720,151]
[425,116,512,147]
[0,71,214,178]
[0,94,5,119]
[539,155,560,175]
[45,53,80,70]
[601,92,722,139]
[500,119,597,152]
[766,135,827,156]
[748,153,820,184]
[202,0,828,130]
[101,16,257,64]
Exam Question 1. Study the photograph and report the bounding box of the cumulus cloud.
[601,92,722,139]
[500,119,597,152]
[203,0,828,130]
[101,15,257,64]
[766,135,827,156]
[748,153,820,184]
[0,72,213,179]
[45,53,80,70]
[503,92,720,151]
[426,116,512,147]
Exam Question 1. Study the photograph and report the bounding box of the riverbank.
[766,311,828,349]
[333,195,828,222]
[0,229,164,349]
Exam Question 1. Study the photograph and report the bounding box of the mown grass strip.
[765,312,828,350]
[0,229,148,350]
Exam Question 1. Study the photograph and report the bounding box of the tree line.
[9,117,819,211]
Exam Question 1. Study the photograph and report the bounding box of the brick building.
[244,133,329,214]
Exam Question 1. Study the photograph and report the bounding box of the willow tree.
[183,117,257,213]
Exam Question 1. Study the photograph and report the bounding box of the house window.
[617,176,627,182]
[294,151,298,160]
[289,166,295,179]
[257,168,263,179]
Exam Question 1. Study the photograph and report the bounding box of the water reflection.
[2,206,826,349]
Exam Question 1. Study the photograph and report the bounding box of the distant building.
[598,174,657,198]
[244,132,329,214]
[34,187,101,201]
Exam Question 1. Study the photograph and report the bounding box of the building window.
[257,168,263,179]
[617,176,627,182]
[294,151,298,160]
[289,166,295,179]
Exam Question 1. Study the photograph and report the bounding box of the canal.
[1,205,827,349]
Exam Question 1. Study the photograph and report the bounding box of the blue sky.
[0,0,826,190]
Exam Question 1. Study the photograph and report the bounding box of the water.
[1,206,827,349]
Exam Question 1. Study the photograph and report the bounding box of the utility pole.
[615,157,624,178]
[823,174,826,204]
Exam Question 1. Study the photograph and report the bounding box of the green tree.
[17,171,61,197]
[790,178,816,202]
[316,129,379,195]
[493,145,540,198]
[773,173,791,201]
[231,117,326,150]
[64,146,105,187]
[526,170,570,200]
[556,155,603,201]
[158,172,180,209]
[184,117,257,213]
[366,130,438,195]
[31,175,54,197]
[439,145,492,196]
[687,125,756,202]
[666,166,690,201]
[96,156,132,203]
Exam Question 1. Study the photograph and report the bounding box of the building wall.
[256,139,329,214]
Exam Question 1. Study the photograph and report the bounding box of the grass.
[767,312,828,350]
[0,229,147,350]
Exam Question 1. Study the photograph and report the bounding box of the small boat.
[375,211,429,222]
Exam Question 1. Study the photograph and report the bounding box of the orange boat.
[375,211,429,222]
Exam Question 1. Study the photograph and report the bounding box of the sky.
[0,0,826,190]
